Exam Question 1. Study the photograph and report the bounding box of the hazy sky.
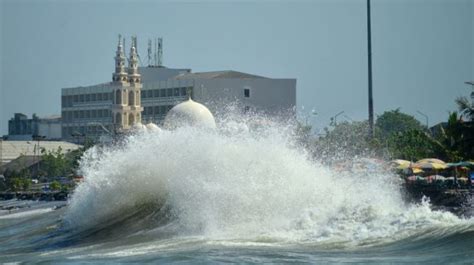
[1,0,473,135]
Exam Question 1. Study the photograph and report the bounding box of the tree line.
[304,96,474,162]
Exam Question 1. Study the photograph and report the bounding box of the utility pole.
[416,110,429,128]
[0,139,2,168]
[367,0,374,138]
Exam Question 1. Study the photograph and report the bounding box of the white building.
[61,36,296,142]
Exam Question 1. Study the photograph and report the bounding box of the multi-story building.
[61,36,296,143]
[7,113,61,140]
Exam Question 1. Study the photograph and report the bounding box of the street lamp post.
[367,0,374,138]
[416,110,429,128]
[331,111,345,126]
[0,139,2,168]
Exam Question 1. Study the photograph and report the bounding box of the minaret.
[112,34,128,84]
[126,36,143,127]
[128,37,141,84]
[111,36,143,131]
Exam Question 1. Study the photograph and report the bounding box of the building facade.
[8,113,61,140]
[61,36,296,143]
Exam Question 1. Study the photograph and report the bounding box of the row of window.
[142,105,174,116]
[63,125,113,137]
[62,109,112,122]
[62,93,113,107]
[62,87,193,107]
[142,87,191,99]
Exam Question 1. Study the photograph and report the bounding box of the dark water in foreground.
[0,200,473,264]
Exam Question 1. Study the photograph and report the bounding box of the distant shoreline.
[0,191,68,201]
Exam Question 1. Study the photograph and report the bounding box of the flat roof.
[174,70,268,80]
[0,140,81,164]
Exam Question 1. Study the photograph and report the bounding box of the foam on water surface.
[64,116,474,249]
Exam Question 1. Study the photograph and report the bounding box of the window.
[166,88,173,97]
[116,90,122,104]
[160,89,166,97]
[91,94,97,101]
[160,106,166,114]
[244,88,250,98]
[73,95,79,103]
[129,91,135,106]
[174,88,180,96]
[180,87,187,96]
[154,89,159,97]
[154,106,160,115]
[98,93,103,101]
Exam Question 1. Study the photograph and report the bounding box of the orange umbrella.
[416,158,446,165]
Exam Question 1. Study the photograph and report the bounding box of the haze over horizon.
[1,0,473,136]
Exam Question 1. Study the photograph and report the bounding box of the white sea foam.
[0,208,54,219]
[64,116,473,247]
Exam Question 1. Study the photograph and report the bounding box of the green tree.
[386,129,437,161]
[41,147,69,177]
[375,109,425,139]
[50,181,61,191]
[430,112,474,161]
[455,96,474,121]
[313,120,382,160]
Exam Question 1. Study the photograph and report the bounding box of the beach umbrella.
[416,158,446,165]
[447,161,474,168]
[411,162,447,170]
[390,159,412,169]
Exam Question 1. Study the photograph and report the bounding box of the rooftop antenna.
[157,37,163,67]
[154,38,157,66]
[132,35,144,66]
[147,39,152,66]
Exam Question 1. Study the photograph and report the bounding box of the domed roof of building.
[163,98,216,129]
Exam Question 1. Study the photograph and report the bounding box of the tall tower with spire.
[112,35,143,131]
[112,34,128,84]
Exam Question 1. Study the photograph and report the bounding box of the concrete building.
[7,113,62,140]
[61,36,296,142]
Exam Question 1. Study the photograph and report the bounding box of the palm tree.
[455,96,474,121]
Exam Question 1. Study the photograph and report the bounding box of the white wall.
[39,121,62,140]
[194,78,296,117]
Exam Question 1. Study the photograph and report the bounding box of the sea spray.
[64,116,473,247]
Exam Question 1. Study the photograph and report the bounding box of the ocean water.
[1,118,473,264]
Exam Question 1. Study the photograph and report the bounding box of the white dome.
[164,99,216,129]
